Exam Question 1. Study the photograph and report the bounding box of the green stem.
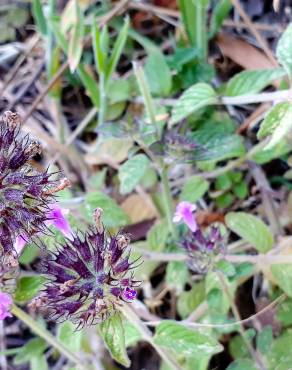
[161,165,177,239]
[216,272,267,370]
[195,2,208,60]
[11,304,88,369]
[98,73,106,126]
[120,304,182,370]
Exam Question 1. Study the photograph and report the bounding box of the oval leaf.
[276,23,292,76]
[180,175,209,202]
[257,102,292,149]
[170,83,218,124]
[225,68,286,97]
[153,320,223,356]
[99,313,130,368]
[271,264,292,297]
[225,212,273,253]
[119,154,150,194]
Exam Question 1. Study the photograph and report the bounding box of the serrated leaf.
[145,50,172,96]
[225,68,286,96]
[15,276,46,303]
[257,102,292,149]
[180,175,209,202]
[85,191,130,228]
[271,264,292,297]
[170,83,218,124]
[276,23,292,76]
[68,1,84,72]
[225,212,274,253]
[119,154,150,194]
[153,320,223,356]
[100,313,130,367]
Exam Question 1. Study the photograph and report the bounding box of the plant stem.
[11,304,87,369]
[161,165,177,239]
[195,2,208,60]
[216,272,267,370]
[120,304,182,370]
[98,73,106,126]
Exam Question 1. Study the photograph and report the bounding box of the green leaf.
[14,276,46,303]
[100,313,130,367]
[124,321,142,348]
[271,264,292,297]
[180,175,209,203]
[225,212,274,253]
[256,326,273,355]
[153,320,223,357]
[106,17,129,83]
[85,191,130,228]
[166,262,189,293]
[92,22,106,75]
[206,272,235,314]
[225,68,286,96]
[267,329,292,369]
[119,154,150,194]
[68,0,85,72]
[233,181,248,199]
[145,50,172,96]
[209,0,232,38]
[147,219,169,251]
[57,322,83,352]
[31,355,48,370]
[226,359,258,370]
[14,338,47,365]
[229,329,255,359]
[108,79,130,104]
[277,298,292,326]
[170,83,218,124]
[177,282,205,318]
[32,0,47,36]
[276,23,292,76]
[77,64,100,109]
[257,102,292,149]
[178,0,196,45]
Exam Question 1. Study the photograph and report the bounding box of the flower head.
[173,201,197,232]
[36,208,140,329]
[0,292,12,320]
[181,226,225,273]
[0,111,63,257]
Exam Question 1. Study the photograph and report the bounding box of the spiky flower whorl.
[37,209,140,329]
[0,111,59,256]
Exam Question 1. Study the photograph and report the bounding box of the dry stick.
[99,0,130,27]
[145,294,285,329]
[230,0,278,67]
[0,34,41,96]
[217,271,267,370]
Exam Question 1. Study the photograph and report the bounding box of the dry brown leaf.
[85,138,133,166]
[121,194,158,224]
[216,33,275,70]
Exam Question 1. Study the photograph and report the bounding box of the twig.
[146,294,285,329]
[231,0,278,67]
[0,34,41,96]
[99,0,130,28]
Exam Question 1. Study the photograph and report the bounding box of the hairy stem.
[161,165,177,239]
[11,304,88,369]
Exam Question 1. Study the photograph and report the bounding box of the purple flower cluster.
[174,202,225,273]
[0,111,58,257]
[36,208,140,329]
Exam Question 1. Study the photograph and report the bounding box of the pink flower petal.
[173,201,198,232]
[0,292,12,320]
[14,235,28,254]
[46,204,74,240]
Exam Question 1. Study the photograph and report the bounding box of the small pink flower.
[14,235,28,254]
[173,201,197,232]
[46,204,74,241]
[0,292,12,320]
[122,287,137,301]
